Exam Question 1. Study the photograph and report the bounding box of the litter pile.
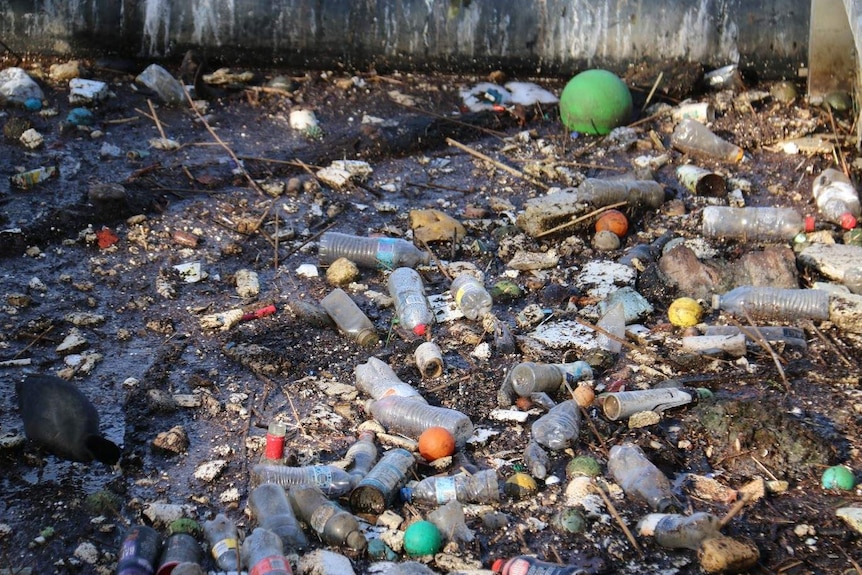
[2,53,862,575]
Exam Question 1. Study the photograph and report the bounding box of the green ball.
[566,455,601,478]
[822,465,857,490]
[403,520,442,556]
[560,69,633,135]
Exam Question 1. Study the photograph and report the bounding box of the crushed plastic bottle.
[320,288,379,347]
[523,441,550,480]
[346,431,378,487]
[240,527,292,575]
[250,463,353,497]
[671,118,743,162]
[607,442,678,512]
[711,286,830,321]
[638,512,722,550]
[369,395,474,447]
[812,168,860,230]
[451,274,493,320]
[531,399,581,451]
[288,485,367,551]
[354,356,422,400]
[401,468,500,504]
[701,206,805,242]
[248,483,309,551]
[203,514,241,572]
[388,267,434,336]
[318,231,429,270]
[510,361,593,398]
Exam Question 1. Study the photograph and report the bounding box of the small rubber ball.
[595,209,629,237]
[418,426,456,462]
[566,455,601,478]
[822,465,856,490]
[403,520,442,556]
[560,69,633,135]
[504,472,538,499]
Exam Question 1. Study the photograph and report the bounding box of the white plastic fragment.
[69,78,109,104]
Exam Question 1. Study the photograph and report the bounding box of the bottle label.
[376,239,397,270]
[211,537,238,560]
[502,556,580,575]
[250,555,293,575]
[454,285,469,307]
[311,465,333,487]
[310,504,338,534]
[435,476,458,504]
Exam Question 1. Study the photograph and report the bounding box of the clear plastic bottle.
[318,231,429,270]
[701,206,805,242]
[346,431,378,487]
[492,556,591,575]
[451,274,493,320]
[711,286,830,321]
[531,399,580,451]
[287,485,367,551]
[671,118,743,162]
[202,514,241,572]
[354,356,421,400]
[350,448,416,514]
[523,441,550,480]
[812,168,860,230]
[240,528,292,575]
[320,288,379,347]
[577,178,665,210]
[117,525,162,575]
[401,468,500,504]
[388,267,434,336]
[607,443,677,512]
[251,463,353,497]
[602,388,703,421]
[641,512,722,550]
[368,395,474,447]
[248,483,309,551]
[510,361,593,398]
[703,325,808,349]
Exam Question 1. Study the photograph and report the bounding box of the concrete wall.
[0,0,809,77]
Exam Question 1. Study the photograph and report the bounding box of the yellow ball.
[668,297,703,327]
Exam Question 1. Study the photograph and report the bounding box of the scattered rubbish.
[812,167,860,230]
[10,166,56,189]
[136,64,185,105]
[671,101,715,123]
[701,206,805,242]
[821,465,856,490]
[288,485,366,551]
[638,512,721,550]
[676,164,726,197]
[69,78,109,104]
[0,67,44,105]
[320,288,379,347]
[403,520,442,556]
[402,468,499,504]
[316,160,373,189]
[608,442,678,512]
[247,483,309,550]
[559,69,632,135]
[241,527,292,575]
[319,231,429,270]
[157,531,201,575]
[671,118,743,163]
[667,296,704,327]
[602,387,709,421]
[414,341,444,379]
[712,286,830,321]
[117,525,161,575]
[417,426,456,462]
[350,448,415,514]
[66,107,95,126]
[409,208,467,243]
[388,267,434,336]
[531,399,581,451]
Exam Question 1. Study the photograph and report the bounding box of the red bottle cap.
[491,559,504,573]
[413,324,427,336]
[804,215,816,233]
[840,212,858,230]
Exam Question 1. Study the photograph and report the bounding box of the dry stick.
[420,239,449,281]
[826,105,851,177]
[396,102,508,139]
[446,137,549,190]
[749,455,779,481]
[641,71,664,112]
[535,200,628,238]
[237,155,322,170]
[718,490,753,528]
[555,161,627,172]
[627,107,671,128]
[146,99,168,141]
[727,314,789,392]
[12,325,54,359]
[834,544,862,575]
[594,481,644,557]
[803,320,854,367]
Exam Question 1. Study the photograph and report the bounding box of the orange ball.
[418,426,456,461]
[595,209,628,237]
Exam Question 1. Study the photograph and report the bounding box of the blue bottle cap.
[400,487,413,502]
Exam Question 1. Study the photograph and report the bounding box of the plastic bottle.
[492,556,591,575]
[318,231,430,270]
[247,483,309,551]
[637,512,722,550]
[261,421,287,465]
[671,118,743,162]
[287,485,367,551]
[703,325,808,349]
[136,64,186,106]
[701,205,805,242]
[117,525,162,575]
[240,528,292,575]
[346,431,378,487]
[844,267,862,295]
[523,441,550,480]
[320,288,379,347]
[711,286,830,321]
[509,361,593,398]
[577,178,666,210]
[388,267,434,336]
[350,448,416,514]
[368,395,474,447]
[812,168,860,229]
[531,399,581,451]
[451,274,493,320]
[354,356,422,400]
[597,301,625,353]
[414,341,444,378]
[202,514,241,573]
[250,463,353,497]
[607,443,677,512]
[156,532,201,575]
[401,468,500,504]
[602,388,705,421]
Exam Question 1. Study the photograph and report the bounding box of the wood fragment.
[446,137,549,190]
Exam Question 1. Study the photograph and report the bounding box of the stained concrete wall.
[0,0,809,77]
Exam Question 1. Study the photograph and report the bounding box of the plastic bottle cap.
[804,215,816,233]
[839,212,857,230]
[412,324,427,336]
[491,559,504,573]
[400,487,413,502]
